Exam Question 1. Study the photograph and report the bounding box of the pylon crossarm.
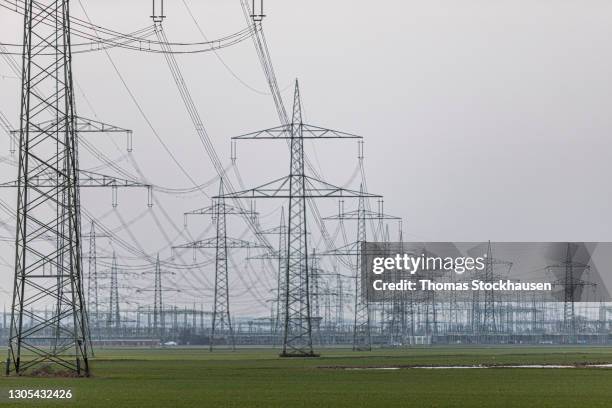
[78,171,151,188]
[216,175,381,199]
[0,170,150,188]
[232,123,362,140]
[10,116,134,152]
[185,204,257,217]
[173,237,265,250]
[323,209,401,221]
[74,117,132,134]
[10,117,131,134]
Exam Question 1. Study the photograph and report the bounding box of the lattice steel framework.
[284,84,311,356]
[6,0,89,376]
[482,241,496,333]
[221,81,377,357]
[87,222,98,337]
[176,180,260,351]
[107,253,120,329]
[249,210,288,344]
[321,191,399,351]
[153,254,164,336]
[546,243,593,343]
[211,181,233,351]
[354,189,369,350]
[472,242,512,340]
[274,210,287,343]
[243,211,289,346]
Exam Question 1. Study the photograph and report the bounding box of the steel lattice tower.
[384,226,405,347]
[153,254,164,336]
[321,189,398,350]
[283,84,312,356]
[310,250,322,345]
[176,179,261,350]
[108,253,120,329]
[482,241,496,334]
[546,243,593,343]
[256,209,288,344]
[353,188,370,350]
[87,222,98,332]
[477,242,513,340]
[244,211,289,346]
[6,0,89,376]
[220,81,376,356]
[471,281,481,338]
[563,245,576,338]
[210,181,234,351]
[275,209,287,343]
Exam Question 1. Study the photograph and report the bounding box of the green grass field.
[1,346,612,407]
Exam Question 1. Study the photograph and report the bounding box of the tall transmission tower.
[247,209,288,345]
[88,222,99,336]
[482,241,496,334]
[82,220,112,340]
[355,188,369,350]
[221,81,378,357]
[108,253,120,330]
[153,254,164,337]
[310,250,322,345]
[211,180,234,351]
[546,243,593,343]
[5,0,89,376]
[322,192,399,351]
[473,242,512,340]
[3,0,150,376]
[272,209,287,344]
[135,257,177,338]
[176,179,261,351]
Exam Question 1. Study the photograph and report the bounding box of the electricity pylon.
[107,253,120,330]
[269,210,287,345]
[470,242,512,341]
[3,0,149,376]
[546,243,594,343]
[310,250,322,345]
[322,191,400,351]
[211,180,232,351]
[5,0,89,376]
[221,81,379,356]
[246,209,288,346]
[154,255,163,337]
[81,220,110,353]
[176,179,261,351]
[134,256,177,338]
[87,222,100,337]
[482,241,496,334]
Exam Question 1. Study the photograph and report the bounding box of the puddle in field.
[332,363,612,370]
[345,367,401,370]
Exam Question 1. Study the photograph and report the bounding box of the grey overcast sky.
[0,1,611,313]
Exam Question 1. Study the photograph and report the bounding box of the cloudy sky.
[0,0,611,315]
